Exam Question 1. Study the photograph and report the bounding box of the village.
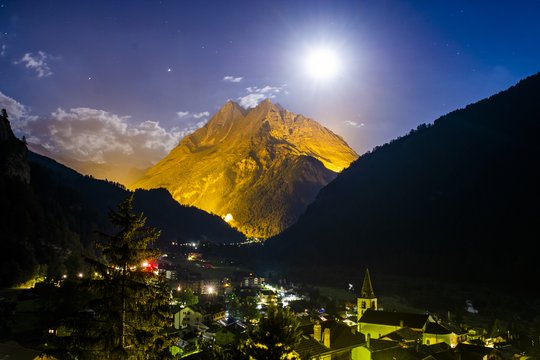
[1,241,537,360]
[153,245,534,359]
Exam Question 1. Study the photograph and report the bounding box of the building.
[259,289,278,305]
[200,303,227,324]
[295,320,366,359]
[423,321,467,348]
[358,309,433,340]
[241,273,265,288]
[357,269,378,320]
[174,306,204,329]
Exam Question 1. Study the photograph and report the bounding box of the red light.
[142,261,158,271]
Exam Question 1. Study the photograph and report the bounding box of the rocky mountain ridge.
[132,99,358,238]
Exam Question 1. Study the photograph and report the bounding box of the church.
[356,269,465,348]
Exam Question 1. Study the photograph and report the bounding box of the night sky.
[0,0,538,168]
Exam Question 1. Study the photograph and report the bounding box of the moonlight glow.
[305,47,341,80]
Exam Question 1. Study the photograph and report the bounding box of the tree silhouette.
[238,305,302,360]
[47,194,176,359]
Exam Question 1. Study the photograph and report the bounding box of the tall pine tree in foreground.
[50,194,176,359]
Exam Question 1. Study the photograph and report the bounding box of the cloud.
[238,93,266,109]
[40,108,185,166]
[344,120,364,128]
[180,121,206,136]
[15,51,53,77]
[193,111,209,119]
[0,93,212,167]
[0,93,186,167]
[176,110,210,120]
[238,85,284,108]
[223,75,243,83]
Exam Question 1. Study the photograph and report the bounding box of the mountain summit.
[131,100,358,238]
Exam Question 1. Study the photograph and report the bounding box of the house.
[455,343,501,360]
[423,322,466,348]
[174,306,204,329]
[357,338,456,360]
[295,320,366,359]
[355,338,402,360]
[200,303,226,324]
[213,320,248,346]
[380,327,423,347]
[358,309,433,340]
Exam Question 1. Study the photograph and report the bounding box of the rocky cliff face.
[132,100,358,238]
[0,109,30,183]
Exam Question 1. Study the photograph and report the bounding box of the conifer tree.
[52,194,176,359]
[238,305,302,360]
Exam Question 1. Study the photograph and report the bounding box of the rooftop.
[359,309,431,329]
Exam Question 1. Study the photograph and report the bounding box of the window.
[361,301,366,309]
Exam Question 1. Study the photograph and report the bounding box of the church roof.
[359,309,430,329]
[360,268,376,298]
[425,322,452,335]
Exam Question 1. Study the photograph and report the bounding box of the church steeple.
[357,268,378,321]
[361,268,375,298]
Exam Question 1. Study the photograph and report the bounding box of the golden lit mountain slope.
[131,99,358,238]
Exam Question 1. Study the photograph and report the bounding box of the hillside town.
[92,250,534,360]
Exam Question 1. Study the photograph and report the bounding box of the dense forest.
[262,73,540,300]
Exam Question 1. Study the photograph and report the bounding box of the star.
[167,68,172,72]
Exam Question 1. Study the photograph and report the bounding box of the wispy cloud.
[176,110,210,121]
[344,120,364,128]
[223,75,243,83]
[238,85,285,108]
[15,51,53,77]
[179,121,206,137]
[193,111,209,119]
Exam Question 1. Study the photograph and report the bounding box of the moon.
[305,47,341,81]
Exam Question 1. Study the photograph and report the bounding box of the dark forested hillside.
[0,144,243,287]
[263,73,540,293]
[28,152,245,248]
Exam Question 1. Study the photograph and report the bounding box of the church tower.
[357,268,377,320]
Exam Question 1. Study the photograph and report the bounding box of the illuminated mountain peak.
[131,101,358,238]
